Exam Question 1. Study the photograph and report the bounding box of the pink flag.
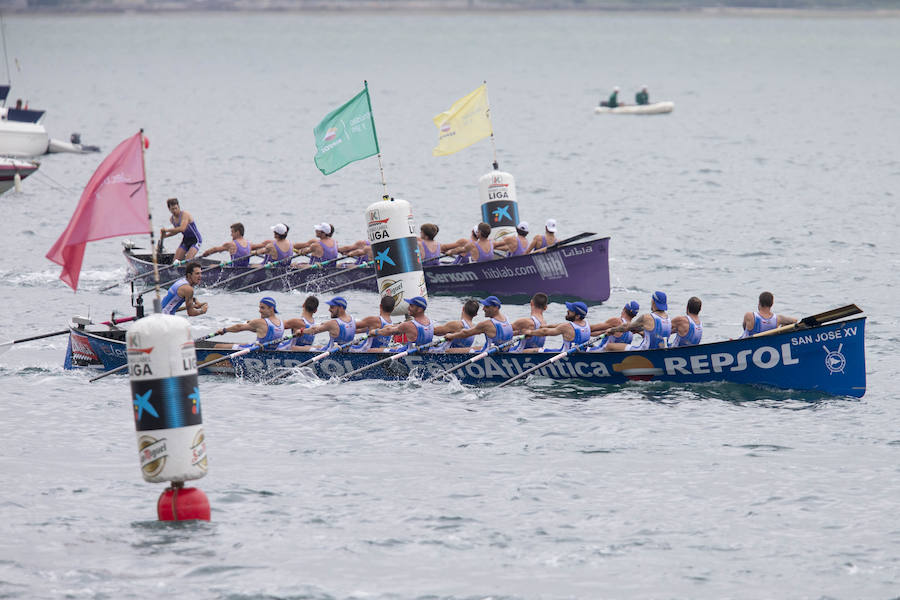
[46,132,150,291]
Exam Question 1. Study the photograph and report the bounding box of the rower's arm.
[447,321,492,340]
[166,211,191,235]
[200,241,233,258]
[434,321,462,336]
[527,323,568,338]
[777,314,798,326]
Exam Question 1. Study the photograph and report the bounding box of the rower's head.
[271,223,289,240]
[185,261,202,284]
[471,225,479,240]
[623,300,640,320]
[758,291,774,309]
[405,296,428,317]
[166,197,181,216]
[651,291,668,312]
[315,222,334,239]
[379,294,396,315]
[259,296,279,317]
[303,295,319,315]
[420,223,439,241]
[480,295,502,318]
[516,222,529,237]
[613,86,620,92]
[477,222,491,239]
[530,292,548,311]
[687,296,702,316]
[462,299,480,319]
[565,301,588,322]
[230,222,244,239]
[325,296,348,318]
[545,219,557,234]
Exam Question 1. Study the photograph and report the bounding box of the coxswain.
[160,262,208,316]
[496,222,530,257]
[296,222,340,264]
[279,295,320,351]
[199,222,253,266]
[433,299,481,353]
[526,301,591,352]
[351,295,397,353]
[252,223,294,265]
[526,219,558,253]
[740,291,796,338]
[300,296,356,351]
[445,296,513,351]
[468,222,495,263]
[214,297,284,349]
[670,296,704,347]
[418,223,443,266]
[509,292,549,352]
[160,197,203,261]
[370,296,433,350]
[605,291,671,351]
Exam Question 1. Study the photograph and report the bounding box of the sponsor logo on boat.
[425,270,478,284]
[323,127,338,142]
[138,435,167,477]
[823,343,846,375]
[663,343,799,375]
[481,265,538,280]
[613,356,663,381]
[70,331,99,361]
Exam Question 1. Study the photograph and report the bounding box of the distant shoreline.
[6,2,900,17]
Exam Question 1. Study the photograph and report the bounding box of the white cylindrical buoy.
[13,172,21,193]
[127,313,209,520]
[366,196,428,316]
[479,167,519,243]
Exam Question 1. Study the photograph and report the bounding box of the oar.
[495,335,604,388]
[285,258,375,293]
[195,332,298,371]
[546,231,596,251]
[135,255,255,296]
[0,316,137,356]
[88,330,225,383]
[754,304,862,338]
[339,337,447,380]
[267,333,379,382]
[316,272,379,295]
[424,336,523,382]
[205,252,303,290]
[230,255,352,293]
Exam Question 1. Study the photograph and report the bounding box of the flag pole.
[484,80,499,169]
[363,80,388,196]
[139,129,162,314]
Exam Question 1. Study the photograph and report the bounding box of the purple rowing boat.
[121,235,611,303]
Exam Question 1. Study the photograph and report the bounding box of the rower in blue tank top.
[509,293,550,352]
[740,291,796,338]
[589,300,640,352]
[159,262,208,317]
[433,300,480,353]
[526,301,591,352]
[670,296,704,347]
[443,296,514,352]
[370,296,434,352]
[213,297,283,350]
[279,296,320,350]
[299,296,357,351]
[352,296,397,352]
[601,292,671,352]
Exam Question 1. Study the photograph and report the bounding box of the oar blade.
[0,340,14,355]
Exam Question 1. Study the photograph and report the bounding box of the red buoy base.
[157,484,211,521]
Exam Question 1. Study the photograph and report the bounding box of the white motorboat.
[0,157,39,194]
[594,101,674,115]
[0,119,49,156]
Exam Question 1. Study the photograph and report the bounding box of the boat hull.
[594,101,674,115]
[66,316,867,397]
[0,158,39,194]
[123,236,611,303]
[0,120,49,157]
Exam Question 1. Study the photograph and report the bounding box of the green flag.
[313,86,380,175]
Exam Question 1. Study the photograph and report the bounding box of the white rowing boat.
[594,101,674,115]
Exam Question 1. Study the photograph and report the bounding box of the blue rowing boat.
[65,314,867,397]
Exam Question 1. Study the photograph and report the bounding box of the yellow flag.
[432,84,492,157]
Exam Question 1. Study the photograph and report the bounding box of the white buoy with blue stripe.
[479,162,519,243]
[366,196,428,316]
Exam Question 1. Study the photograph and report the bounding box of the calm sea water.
[1,11,899,599]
